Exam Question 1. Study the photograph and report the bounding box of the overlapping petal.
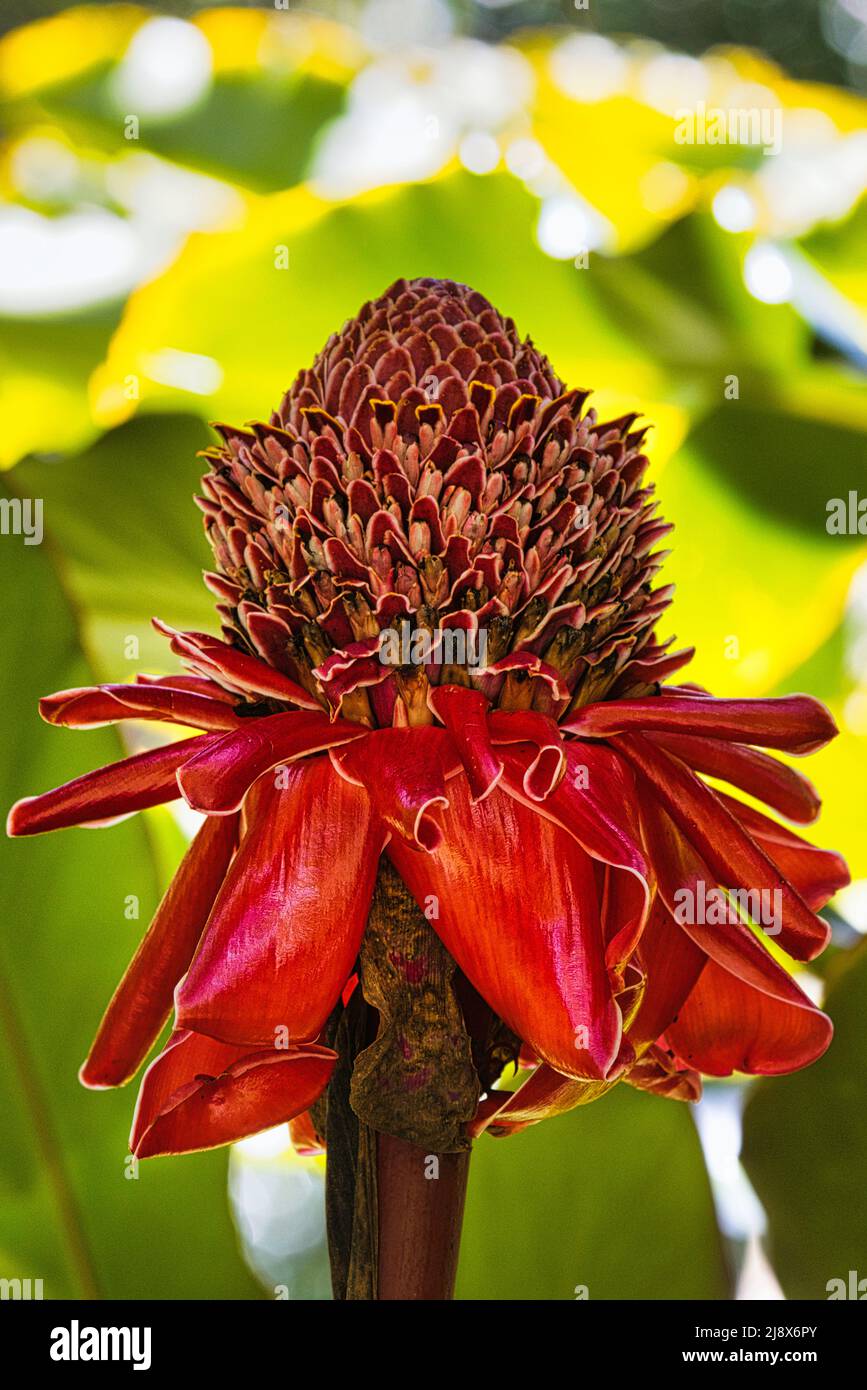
[488,709,565,800]
[470,1065,613,1138]
[639,787,827,1007]
[498,741,652,961]
[664,959,832,1077]
[624,1045,702,1102]
[153,620,321,710]
[130,1029,336,1158]
[177,710,368,814]
[331,726,458,851]
[566,693,837,754]
[176,757,385,1047]
[39,683,242,733]
[618,732,830,961]
[428,685,502,803]
[80,814,239,1089]
[7,734,215,836]
[720,793,849,910]
[646,730,821,824]
[387,772,622,1081]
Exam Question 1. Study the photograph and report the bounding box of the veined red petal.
[639,786,828,1007]
[499,742,652,958]
[718,792,849,910]
[39,683,241,733]
[628,899,706,1052]
[599,862,652,974]
[153,620,321,709]
[665,959,832,1076]
[646,730,821,824]
[6,734,213,836]
[618,733,830,961]
[135,673,237,703]
[177,710,368,814]
[130,1029,336,1158]
[176,758,384,1047]
[488,709,565,800]
[565,693,837,754]
[80,814,239,1089]
[428,685,502,802]
[387,776,622,1081]
[331,726,458,851]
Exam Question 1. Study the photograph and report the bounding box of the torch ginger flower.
[7,277,848,1163]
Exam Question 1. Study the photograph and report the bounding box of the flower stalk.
[326,857,476,1299]
[376,1134,470,1300]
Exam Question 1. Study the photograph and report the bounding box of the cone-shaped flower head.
[198,277,675,724]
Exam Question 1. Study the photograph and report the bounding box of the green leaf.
[0,474,259,1298]
[660,405,866,699]
[684,399,867,536]
[36,62,349,195]
[456,1086,730,1300]
[741,943,867,1300]
[800,193,867,318]
[0,303,121,469]
[11,413,217,682]
[590,213,807,376]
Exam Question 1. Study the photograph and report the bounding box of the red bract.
[7,278,848,1156]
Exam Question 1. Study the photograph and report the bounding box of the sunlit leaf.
[662,402,867,698]
[800,194,867,322]
[91,169,655,430]
[0,304,121,469]
[5,8,361,194]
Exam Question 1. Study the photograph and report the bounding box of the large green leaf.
[0,474,259,1298]
[0,303,121,469]
[741,943,867,1300]
[660,407,866,700]
[800,193,867,319]
[457,1086,730,1300]
[11,413,217,682]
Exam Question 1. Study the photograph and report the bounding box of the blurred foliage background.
[1,0,866,1302]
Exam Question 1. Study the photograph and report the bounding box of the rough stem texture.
[325,859,476,1299]
[352,859,478,1151]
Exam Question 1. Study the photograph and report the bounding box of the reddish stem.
[376,1133,471,1300]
